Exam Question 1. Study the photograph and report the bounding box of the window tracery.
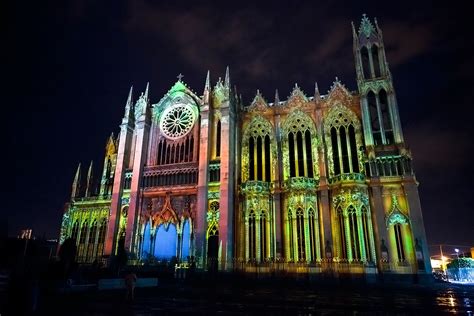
[324,104,363,177]
[282,110,318,179]
[242,116,274,182]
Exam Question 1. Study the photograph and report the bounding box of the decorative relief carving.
[332,187,370,215]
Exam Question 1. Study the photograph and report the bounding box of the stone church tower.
[59,15,431,280]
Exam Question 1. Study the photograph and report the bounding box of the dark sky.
[4,1,473,251]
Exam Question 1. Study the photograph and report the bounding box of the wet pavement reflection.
[38,280,474,315]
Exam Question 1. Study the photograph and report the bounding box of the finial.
[205,70,210,91]
[274,89,280,105]
[177,73,184,81]
[71,163,81,199]
[126,86,133,107]
[144,82,149,100]
[224,66,230,87]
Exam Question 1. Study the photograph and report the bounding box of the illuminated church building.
[59,16,432,277]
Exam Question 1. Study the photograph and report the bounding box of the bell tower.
[353,15,432,277]
[353,14,404,149]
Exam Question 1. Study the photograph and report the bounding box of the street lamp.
[455,248,459,259]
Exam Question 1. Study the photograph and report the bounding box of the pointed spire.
[126,86,133,107]
[274,89,280,105]
[123,85,133,119]
[71,163,81,199]
[85,161,94,197]
[144,82,149,101]
[314,82,320,100]
[224,66,230,87]
[351,21,358,39]
[205,70,210,91]
[359,13,376,38]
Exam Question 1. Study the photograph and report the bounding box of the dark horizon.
[4,1,473,249]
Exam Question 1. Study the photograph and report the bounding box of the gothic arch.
[281,110,319,179]
[242,115,276,182]
[324,104,364,177]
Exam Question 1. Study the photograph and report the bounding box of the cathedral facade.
[59,16,432,277]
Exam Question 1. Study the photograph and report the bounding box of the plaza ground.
[31,277,474,315]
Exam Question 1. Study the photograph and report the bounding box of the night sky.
[4,1,473,252]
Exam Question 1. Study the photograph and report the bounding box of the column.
[125,119,149,253]
[219,106,236,270]
[196,111,210,268]
[104,122,133,256]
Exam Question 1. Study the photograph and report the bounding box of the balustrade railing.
[329,173,365,184]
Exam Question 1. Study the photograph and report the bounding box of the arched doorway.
[207,223,219,272]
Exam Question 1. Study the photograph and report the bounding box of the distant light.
[455,248,459,253]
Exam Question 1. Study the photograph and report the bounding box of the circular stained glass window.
[160,104,196,139]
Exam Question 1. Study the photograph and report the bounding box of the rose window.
[160,104,196,139]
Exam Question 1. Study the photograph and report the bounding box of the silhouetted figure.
[124,271,137,301]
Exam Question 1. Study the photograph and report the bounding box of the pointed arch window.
[361,206,373,261]
[361,46,371,79]
[285,112,316,179]
[394,223,406,262]
[308,208,320,262]
[348,206,361,261]
[216,120,221,158]
[87,220,98,261]
[337,208,347,259]
[327,108,361,176]
[248,210,256,261]
[96,219,107,257]
[288,210,294,261]
[296,208,306,261]
[244,118,272,182]
[371,45,382,77]
[78,221,89,260]
[260,210,267,261]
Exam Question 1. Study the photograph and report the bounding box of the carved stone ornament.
[159,103,196,140]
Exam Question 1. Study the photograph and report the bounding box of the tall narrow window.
[264,135,271,181]
[289,133,296,177]
[296,132,304,176]
[184,137,189,162]
[296,208,305,261]
[394,224,406,261]
[338,209,346,259]
[96,219,107,257]
[257,136,263,180]
[248,210,256,261]
[379,89,393,144]
[368,91,381,145]
[288,210,294,261]
[216,120,221,158]
[308,208,318,262]
[189,136,194,161]
[348,125,359,173]
[361,207,372,261]
[361,46,371,79]
[331,127,340,175]
[305,130,314,177]
[371,45,381,77]
[340,127,350,173]
[260,211,267,261]
[348,208,361,261]
[249,137,255,180]
[79,221,88,259]
[157,142,163,165]
[87,221,97,261]
[71,220,79,241]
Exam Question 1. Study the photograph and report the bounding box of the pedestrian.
[124,271,137,301]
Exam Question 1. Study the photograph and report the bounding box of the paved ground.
[32,279,474,315]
